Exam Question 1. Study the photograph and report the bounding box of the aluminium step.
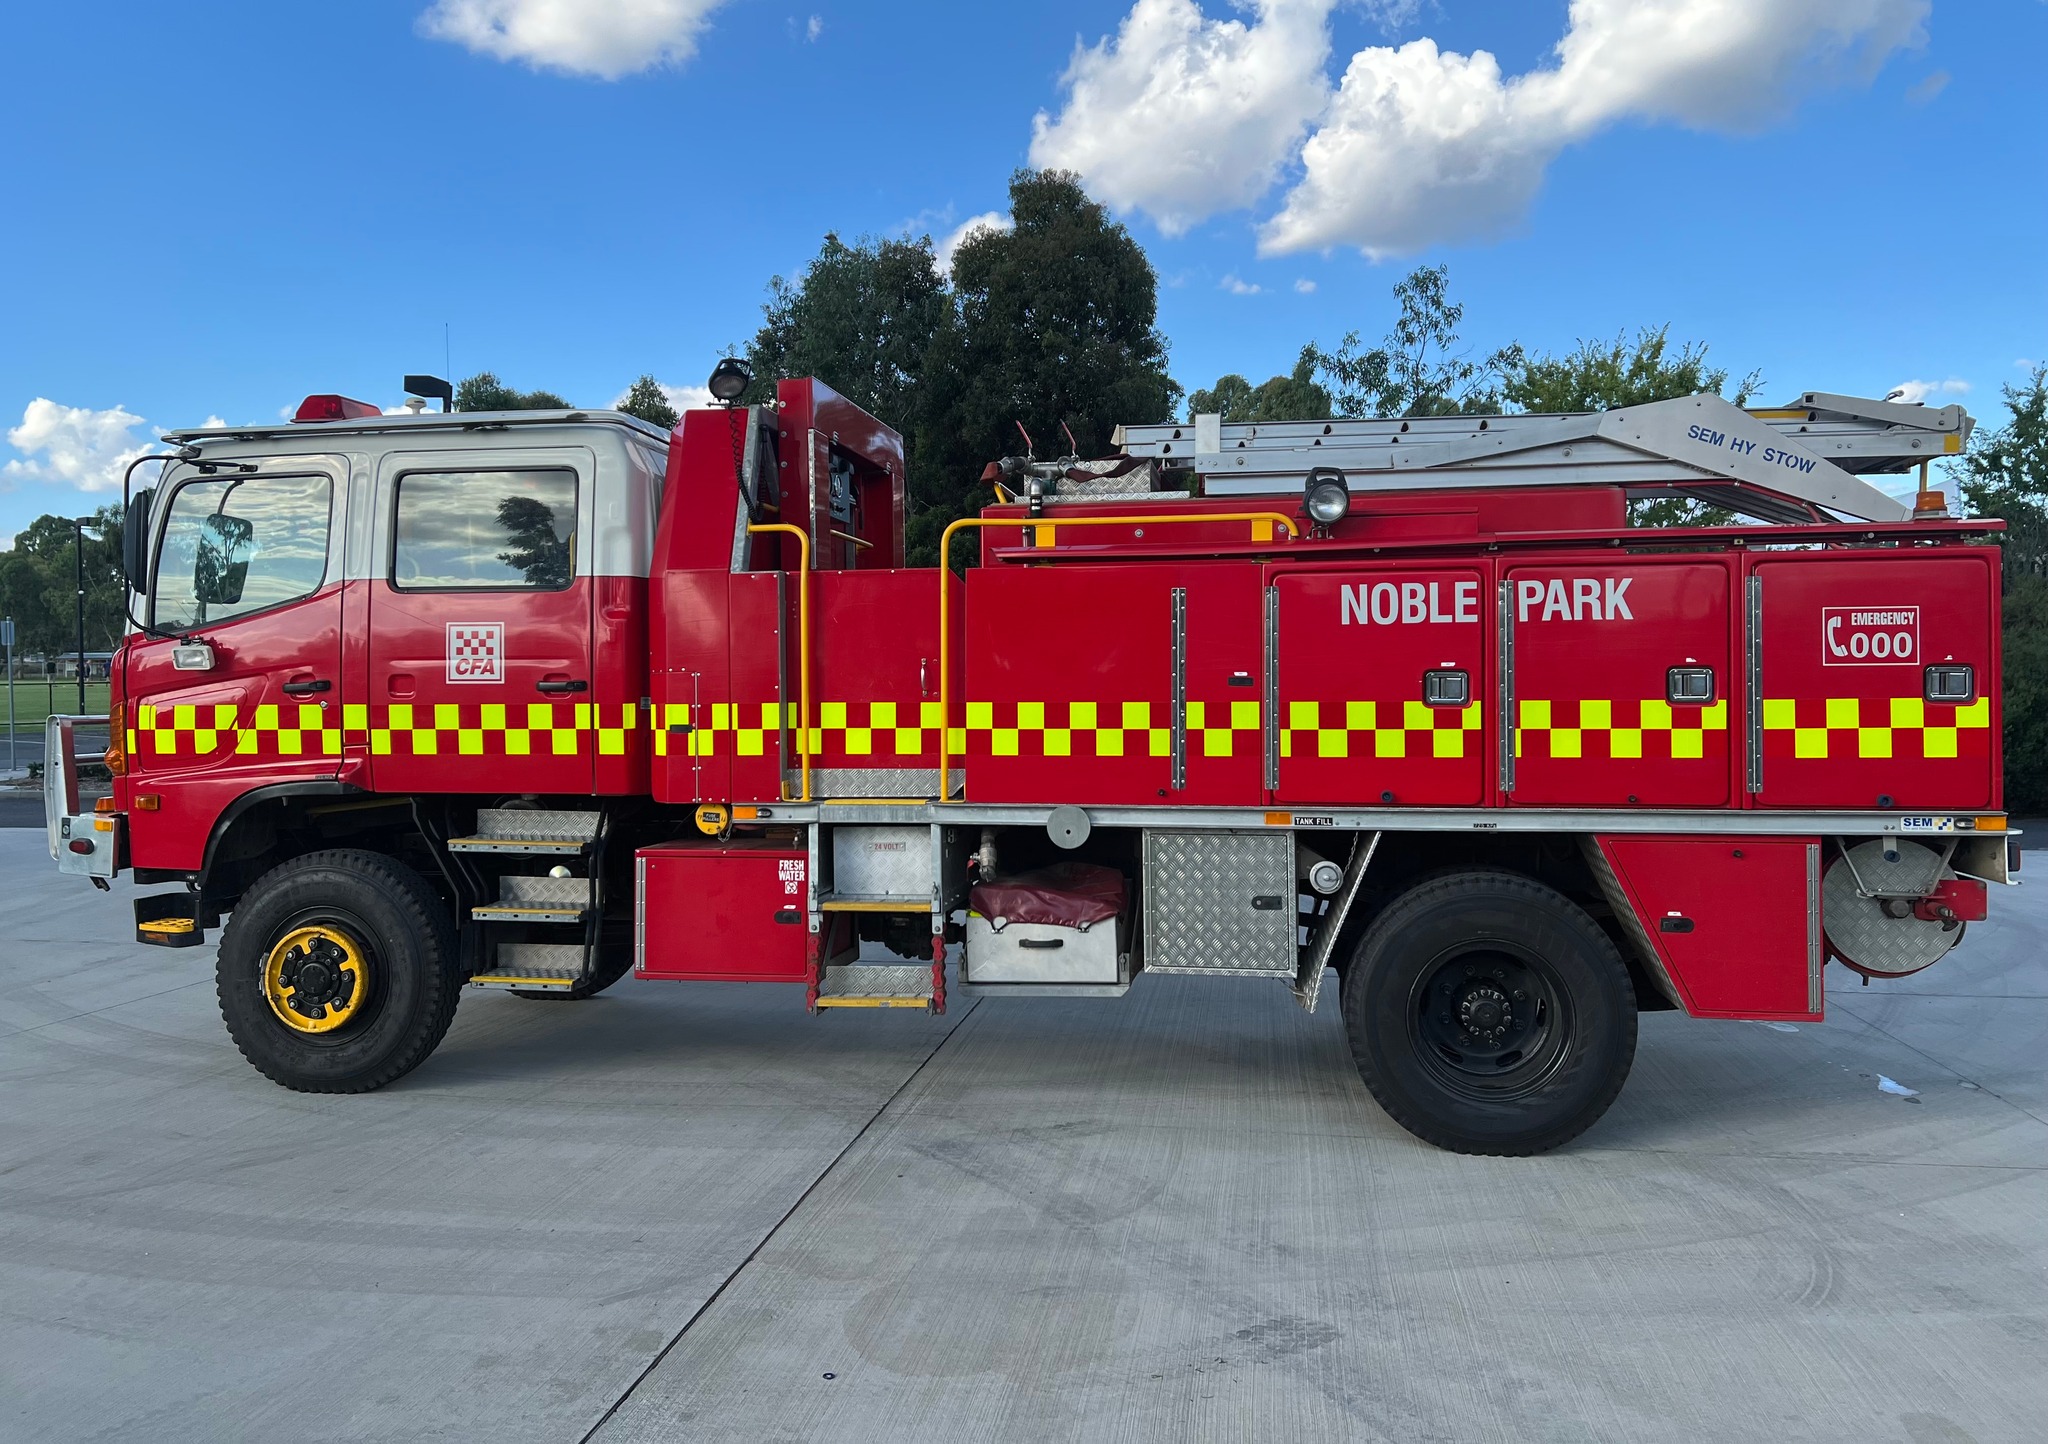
[815,963,936,1010]
[816,893,935,914]
[471,873,592,924]
[470,942,586,991]
[447,808,601,855]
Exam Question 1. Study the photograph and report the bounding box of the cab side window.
[152,472,332,630]
[392,468,577,590]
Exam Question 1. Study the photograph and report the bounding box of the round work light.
[1304,467,1351,527]
[707,357,753,405]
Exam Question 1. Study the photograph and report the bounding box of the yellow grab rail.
[935,510,1300,800]
[747,523,813,802]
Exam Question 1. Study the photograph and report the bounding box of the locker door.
[964,563,1262,806]
[1507,561,1732,807]
[1274,568,1486,807]
[1753,555,1996,810]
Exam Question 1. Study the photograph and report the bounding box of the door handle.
[536,679,589,694]
[282,679,332,696]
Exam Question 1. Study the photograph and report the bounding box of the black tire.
[1340,869,1636,1156]
[216,849,461,1093]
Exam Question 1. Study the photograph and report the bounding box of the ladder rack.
[1112,392,1971,526]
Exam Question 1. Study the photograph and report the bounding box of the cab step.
[448,808,601,856]
[815,962,936,1010]
[470,942,586,991]
[470,873,591,925]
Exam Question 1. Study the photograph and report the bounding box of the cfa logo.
[1823,607,1918,666]
[447,623,505,683]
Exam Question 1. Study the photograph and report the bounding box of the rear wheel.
[217,850,461,1093]
[1341,870,1636,1156]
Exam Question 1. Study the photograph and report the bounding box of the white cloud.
[934,211,1012,276]
[418,0,731,80]
[1293,277,1316,293]
[4,399,155,493]
[1030,0,1336,236]
[661,383,714,412]
[806,14,822,42]
[1888,378,1971,404]
[609,382,714,415]
[1905,68,1949,104]
[1221,274,1262,294]
[1263,0,1928,256]
[1029,0,1927,259]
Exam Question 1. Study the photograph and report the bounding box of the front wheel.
[1341,870,1636,1156]
[216,849,462,1093]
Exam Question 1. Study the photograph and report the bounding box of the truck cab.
[115,401,669,873]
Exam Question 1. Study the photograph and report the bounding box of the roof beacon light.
[294,394,383,423]
[707,358,752,406]
[1304,466,1350,529]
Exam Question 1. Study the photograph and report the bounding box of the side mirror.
[123,487,153,596]
[193,513,254,606]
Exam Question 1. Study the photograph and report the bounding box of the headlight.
[1304,468,1350,526]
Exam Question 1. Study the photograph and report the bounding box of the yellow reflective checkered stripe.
[132,702,342,757]
[656,701,953,758]
[1762,696,1989,759]
[1516,698,1727,759]
[966,699,1179,758]
[655,700,1268,760]
[129,701,639,758]
[1281,700,1481,760]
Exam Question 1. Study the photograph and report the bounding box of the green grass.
[3,681,112,730]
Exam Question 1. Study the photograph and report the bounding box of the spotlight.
[1304,467,1350,528]
[707,357,753,406]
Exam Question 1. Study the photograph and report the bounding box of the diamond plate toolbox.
[1142,830,1296,976]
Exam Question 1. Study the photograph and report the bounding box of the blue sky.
[2,0,2042,543]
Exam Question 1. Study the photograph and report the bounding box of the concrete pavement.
[0,828,2042,1442]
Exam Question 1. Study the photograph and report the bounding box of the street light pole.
[74,517,91,715]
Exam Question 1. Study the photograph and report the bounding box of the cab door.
[367,449,595,796]
[124,460,346,870]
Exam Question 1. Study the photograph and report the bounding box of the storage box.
[963,913,1126,983]
[636,840,811,982]
[963,862,1129,985]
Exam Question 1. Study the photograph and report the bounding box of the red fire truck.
[44,370,2017,1154]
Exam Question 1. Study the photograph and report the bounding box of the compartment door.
[1274,568,1486,806]
[1507,561,1732,807]
[964,563,1261,806]
[1753,556,1996,809]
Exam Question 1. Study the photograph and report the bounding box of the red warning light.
[294,394,383,422]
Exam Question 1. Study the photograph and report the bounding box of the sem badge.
[447,622,505,683]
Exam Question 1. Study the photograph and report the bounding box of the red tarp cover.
[969,862,1127,931]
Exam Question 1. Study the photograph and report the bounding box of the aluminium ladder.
[1112,392,1973,525]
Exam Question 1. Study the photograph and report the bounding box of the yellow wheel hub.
[263,925,370,1034]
